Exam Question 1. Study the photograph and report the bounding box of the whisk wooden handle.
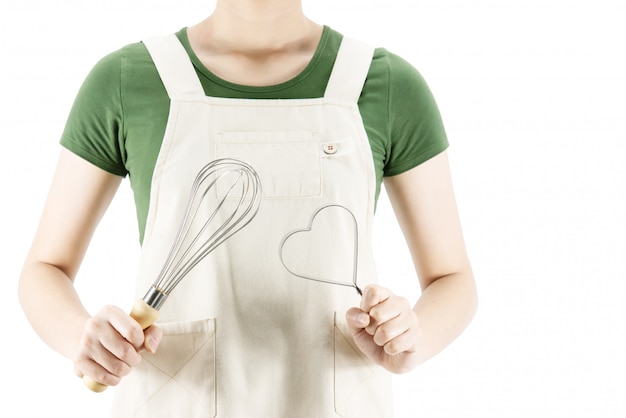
[129,298,160,330]
[83,299,160,392]
[83,378,109,393]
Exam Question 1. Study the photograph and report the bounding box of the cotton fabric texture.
[60,26,448,243]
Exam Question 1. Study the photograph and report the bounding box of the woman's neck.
[190,0,320,55]
[186,0,323,86]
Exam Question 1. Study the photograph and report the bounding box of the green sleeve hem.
[383,141,449,177]
[60,140,128,177]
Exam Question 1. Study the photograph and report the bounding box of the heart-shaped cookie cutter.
[279,204,362,295]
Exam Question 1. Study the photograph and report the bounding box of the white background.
[1,1,625,417]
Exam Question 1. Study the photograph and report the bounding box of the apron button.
[323,143,338,155]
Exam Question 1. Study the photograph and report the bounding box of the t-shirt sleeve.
[383,50,449,177]
[59,50,127,177]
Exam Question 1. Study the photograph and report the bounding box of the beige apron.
[112,33,393,418]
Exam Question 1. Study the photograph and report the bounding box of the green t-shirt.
[60,26,448,243]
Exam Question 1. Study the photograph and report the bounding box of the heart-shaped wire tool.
[279,204,362,295]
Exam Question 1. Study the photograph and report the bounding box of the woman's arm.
[346,150,477,373]
[18,149,160,387]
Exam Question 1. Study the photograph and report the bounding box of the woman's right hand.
[73,305,163,387]
[17,150,165,387]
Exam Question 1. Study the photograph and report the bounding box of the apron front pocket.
[114,318,216,418]
[216,131,321,198]
[334,313,393,418]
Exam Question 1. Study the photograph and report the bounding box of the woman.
[19,0,477,416]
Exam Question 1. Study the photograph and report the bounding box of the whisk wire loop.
[149,158,262,299]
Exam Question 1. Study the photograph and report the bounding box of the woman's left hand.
[346,284,421,374]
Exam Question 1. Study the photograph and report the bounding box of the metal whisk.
[143,158,262,311]
[85,158,262,392]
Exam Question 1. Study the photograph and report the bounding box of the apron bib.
[112,33,393,418]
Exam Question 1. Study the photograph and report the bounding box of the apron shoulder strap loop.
[142,34,205,100]
[324,36,375,103]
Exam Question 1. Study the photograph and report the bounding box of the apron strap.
[324,36,375,103]
[142,34,205,100]
[143,33,373,102]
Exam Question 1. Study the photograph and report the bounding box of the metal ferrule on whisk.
[142,286,168,310]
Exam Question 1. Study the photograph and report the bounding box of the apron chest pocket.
[216,131,321,198]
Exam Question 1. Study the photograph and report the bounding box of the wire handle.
[83,299,160,392]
